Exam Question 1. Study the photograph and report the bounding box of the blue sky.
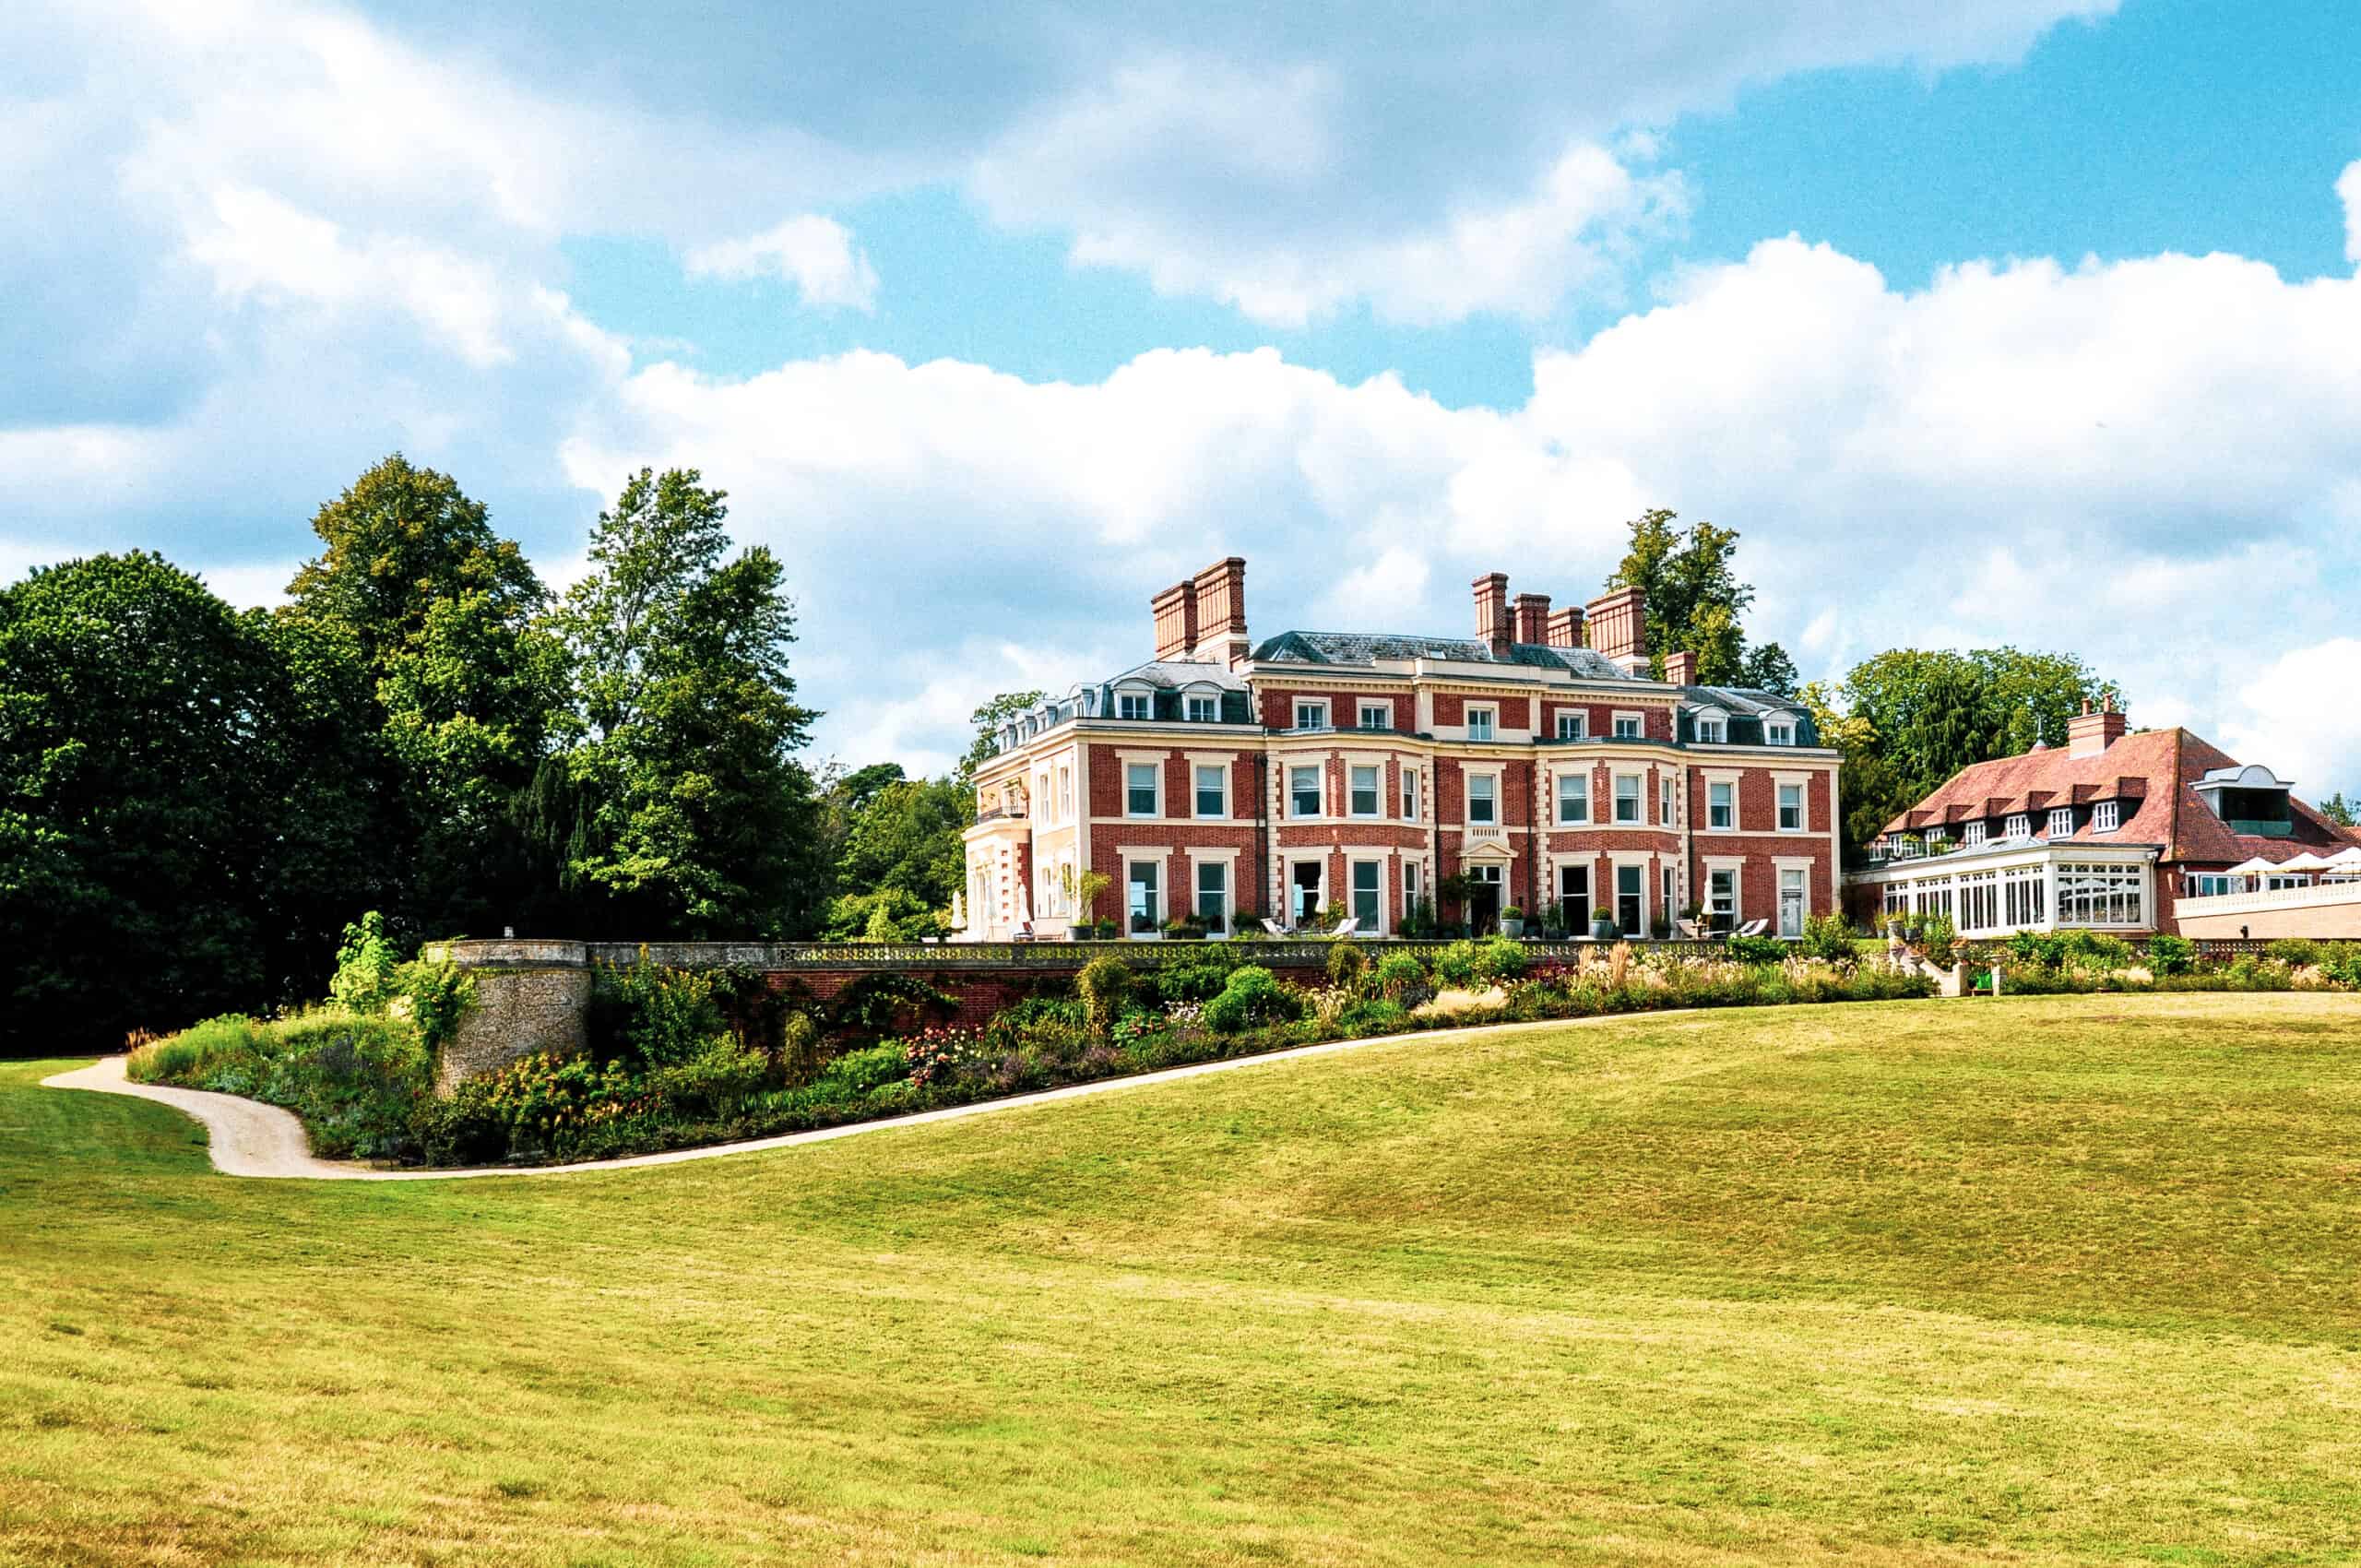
[6,0,2360,791]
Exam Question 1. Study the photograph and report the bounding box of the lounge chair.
[1329,918,1361,939]
[1262,918,1295,937]
[1736,918,1769,937]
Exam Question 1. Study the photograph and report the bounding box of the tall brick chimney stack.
[1473,572,1512,658]
[1513,592,1550,648]
[1544,605,1585,648]
[1189,556,1252,670]
[2067,693,2127,757]
[1663,649,1698,687]
[1150,579,1198,662]
[1585,586,1649,677]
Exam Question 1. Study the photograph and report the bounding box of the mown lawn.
[5,992,2359,1566]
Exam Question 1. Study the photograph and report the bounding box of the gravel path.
[40,1016,1573,1182]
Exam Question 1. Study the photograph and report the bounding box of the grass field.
[6,992,2361,1566]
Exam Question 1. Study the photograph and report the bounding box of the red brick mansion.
[960,557,1842,941]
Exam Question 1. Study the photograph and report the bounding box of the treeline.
[0,456,1001,1051]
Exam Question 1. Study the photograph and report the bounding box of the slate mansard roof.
[1252,630,1636,683]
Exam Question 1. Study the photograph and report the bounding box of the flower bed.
[127,926,2361,1170]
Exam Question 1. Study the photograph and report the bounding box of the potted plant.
[1060,866,1114,940]
[1649,911,1672,941]
[1163,915,1205,941]
[1500,904,1526,938]
[1590,911,1621,943]
[1094,917,1118,941]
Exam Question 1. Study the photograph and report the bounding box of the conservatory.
[1853,837,2161,937]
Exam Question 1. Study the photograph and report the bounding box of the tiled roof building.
[1849,701,2360,937]
[962,557,1843,942]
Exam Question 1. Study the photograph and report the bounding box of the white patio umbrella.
[2222,856,2281,878]
[2274,851,2334,873]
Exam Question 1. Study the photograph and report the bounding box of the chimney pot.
[1585,585,1650,677]
[1188,556,1251,669]
[1512,592,1550,648]
[1472,572,1512,658]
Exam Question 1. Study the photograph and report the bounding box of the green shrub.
[813,1041,911,1099]
[1475,936,1529,981]
[1077,956,1133,1038]
[779,1012,823,1085]
[590,949,725,1071]
[2145,933,2196,977]
[1796,913,1855,965]
[1203,967,1300,1034]
[1371,953,1429,1004]
[1727,933,1786,966]
[2266,938,2326,969]
[328,911,404,1014]
[647,1039,777,1122]
[1918,913,1958,968]
[1431,940,1484,987]
[1335,999,1408,1036]
[1325,940,1369,992]
[410,1087,510,1167]
[1154,951,1241,1003]
[395,956,474,1051]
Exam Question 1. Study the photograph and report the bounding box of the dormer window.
[2047,807,2073,838]
[2094,800,2119,833]
[1964,822,1987,847]
[2005,814,2030,838]
[1185,694,1218,722]
[1765,720,1795,745]
[1116,690,1151,720]
[1696,719,1726,743]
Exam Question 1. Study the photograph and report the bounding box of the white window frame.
[2005,814,2031,839]
[2094,800,2120,833]
[1776,781,1804,834]
[1707,779,1736,831]
[1347,858,1385,934]
[2047,807,2074,838]
[1765,720,1796,746]
[1358,701,1391,731]
[1707,865,1739,932]
[1660,776,1675,826]
[1465,704,1498,742]
[1403,860,1422,921]
[1293,698,1330,732]
[1193,763,1227,820]
[1696,719,1726,743]
[1614,772,1643,825]
[1348,764,1381,818]
[1124,855,1164,938]
[1612,711,1643,740]
[1185,694,1219,723]
[1964,821,1987,847]
[1557,771,1590,825]
[1467,772,1499,826]
[1287,764,1323,820]
[1125,761,1161,819]
[1116,689,1152,721]
[1190,855,1233,935]
[1556,710,1586,741]
[1401,767,1419,822]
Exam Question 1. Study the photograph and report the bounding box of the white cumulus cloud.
[682,216,880,311]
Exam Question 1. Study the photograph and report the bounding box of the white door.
[1779,869,1805,937]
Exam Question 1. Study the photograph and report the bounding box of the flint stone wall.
[423,940,593,1094]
